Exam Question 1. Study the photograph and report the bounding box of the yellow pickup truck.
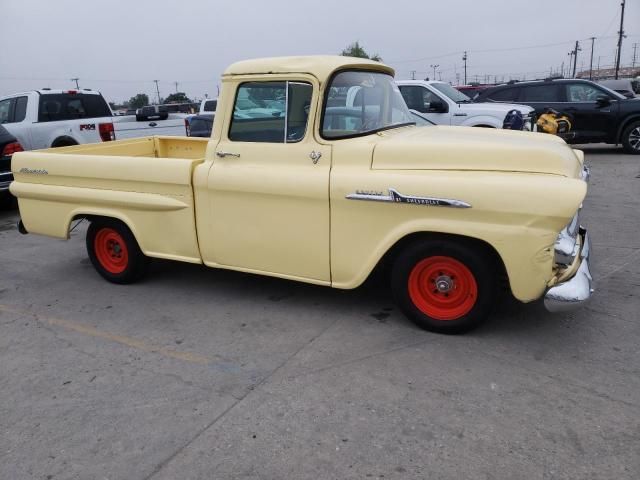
[10,56,593,333]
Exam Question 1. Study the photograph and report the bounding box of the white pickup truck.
[396,80,534,129]
[0,89,115,149]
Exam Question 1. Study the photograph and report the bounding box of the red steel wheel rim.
[408,256,478,321]
[94,228,129,274]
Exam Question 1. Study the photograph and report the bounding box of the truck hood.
[372,126,582,177]
[453,102,534,116]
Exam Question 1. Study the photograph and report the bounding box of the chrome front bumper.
[544,229,593,312]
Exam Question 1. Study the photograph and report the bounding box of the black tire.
[621,121,640,155]
[86,218,148,284]
[391,239,497,334]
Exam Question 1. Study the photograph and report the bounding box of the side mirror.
[428,99,448,113]
[596,95,611,107]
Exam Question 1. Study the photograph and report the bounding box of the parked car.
[0,89,115,150]
[396,80,534,130]
[474,78,640,153]
[597,78,639,99]
[0,125,23,204]
[199,98,217,114]
[11,56,593,334]
[136,105,169,121]
[185,113,214,137]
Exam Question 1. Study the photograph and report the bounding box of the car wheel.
[86,219,148,284]
[391,240,497,334]
[621,121,640,155]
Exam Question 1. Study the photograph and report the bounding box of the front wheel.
[621,121,640,155]
[86,219,148,284]
[391,240,497,334]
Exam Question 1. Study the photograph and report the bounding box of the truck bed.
[11,136,209,263]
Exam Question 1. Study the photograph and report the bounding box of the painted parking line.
[0,304,211,365]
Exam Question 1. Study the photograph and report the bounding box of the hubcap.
[435,275,453,293]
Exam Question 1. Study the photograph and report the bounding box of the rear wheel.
[86,219,148,284]
[621,121,640,154]
[391,240,497,334]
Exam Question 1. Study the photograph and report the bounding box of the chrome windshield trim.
[346,188,471,208]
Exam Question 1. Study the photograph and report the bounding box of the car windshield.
[431,82,472,103]
[322,70,414,139]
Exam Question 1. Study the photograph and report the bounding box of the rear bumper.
[544,229,594,312]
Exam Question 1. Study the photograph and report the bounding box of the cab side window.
[0,98,12,124]
[229,81,312,143]
[0,96,28,124]
[566,84,604,102]
[520,85,562,102]
[398,86,441,113]
[487,87,519,102]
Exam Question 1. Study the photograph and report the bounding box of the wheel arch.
[375,231,508,286]
[51,135,79,148]
[616,114,640,143]
[69,212,143,251]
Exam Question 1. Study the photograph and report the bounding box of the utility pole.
[615,0,626,79]
[174,81,179,93]
[588,37,596,80]
[561,61,565,78]
[430,64,439,81]
[462,51,468,84]
[153,80,161,104]
[571,41,581,78]
[410,70,416,80]
[71,78,79,89]
[633,43,638,68]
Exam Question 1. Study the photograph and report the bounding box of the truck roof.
[223,55,394,80]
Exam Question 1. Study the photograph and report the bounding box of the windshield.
[431,82,472,103]
[322,70,414,139]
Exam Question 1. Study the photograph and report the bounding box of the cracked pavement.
[0,145,638,479]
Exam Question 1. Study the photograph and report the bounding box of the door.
[205,79,331,282]
[562,82,618,143]
[398,85,451,124]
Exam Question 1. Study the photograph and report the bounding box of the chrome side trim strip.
[346,188,471,208]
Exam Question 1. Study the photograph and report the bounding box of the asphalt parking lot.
[0,145,638,480]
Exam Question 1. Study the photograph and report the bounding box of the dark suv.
[475,78,640,154]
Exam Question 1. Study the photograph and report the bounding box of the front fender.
[330,170,586,302]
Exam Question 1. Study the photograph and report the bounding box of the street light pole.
[71,78,79,89]
[430,64,439,81]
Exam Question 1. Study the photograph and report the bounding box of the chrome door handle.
[216,151,240,158]
[309,151,322,164]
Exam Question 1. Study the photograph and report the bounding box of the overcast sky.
[1,0,638,104]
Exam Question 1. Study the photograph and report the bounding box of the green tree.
[164,92,192,104]
[128,93,150,109]
[340,41,382,62]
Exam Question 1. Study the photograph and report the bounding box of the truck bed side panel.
[11,139,205,263]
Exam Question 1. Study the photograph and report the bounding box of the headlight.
[554,209,581,265]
